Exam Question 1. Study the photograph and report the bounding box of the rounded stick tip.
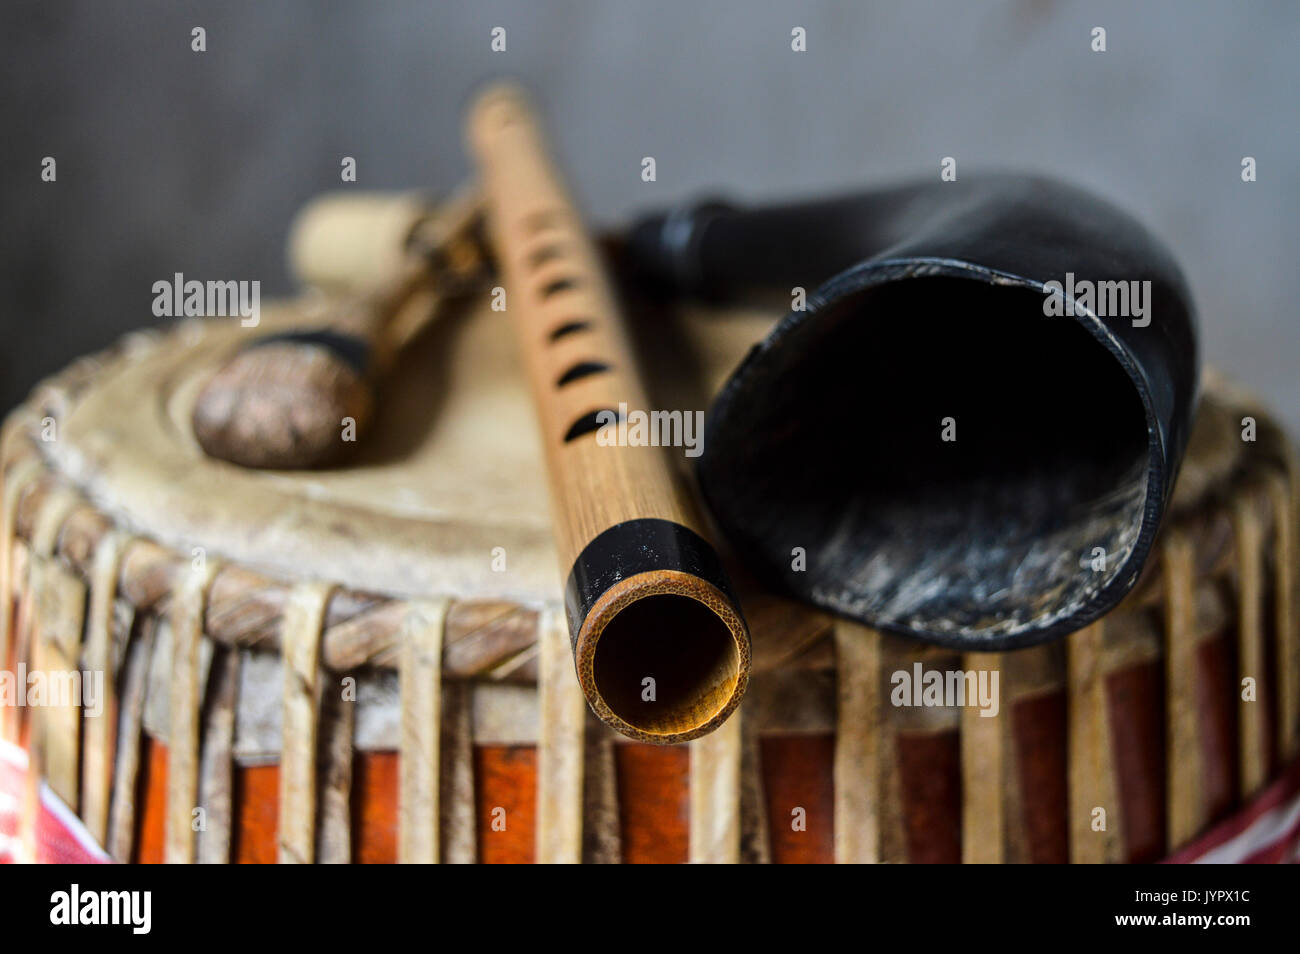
[191,341,373,469]
[574,570,750,745]
[466,81,539,153]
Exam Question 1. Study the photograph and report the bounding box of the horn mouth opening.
[702,269,1153,648]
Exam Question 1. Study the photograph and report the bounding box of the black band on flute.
[247,328,372,376]
[563,518,739,648]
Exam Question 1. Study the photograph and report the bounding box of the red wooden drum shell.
[1,291,1296,864]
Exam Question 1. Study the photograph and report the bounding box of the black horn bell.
[628,174,1199,649]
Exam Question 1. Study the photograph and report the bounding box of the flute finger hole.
[539,276,580,299]
[556,361,611,387]
[524,210,563,234]
[563,408,622,442]
[528,244,567,269]
[548,320,591,342]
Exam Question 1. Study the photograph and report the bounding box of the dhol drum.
[1,282,1297,864]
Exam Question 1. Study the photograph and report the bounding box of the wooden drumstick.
[191,189,485,469]
[467,83,750,744]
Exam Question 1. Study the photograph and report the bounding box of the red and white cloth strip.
[1163,754,1300,864]
[1,735,1299,864]
[0,740,110,864]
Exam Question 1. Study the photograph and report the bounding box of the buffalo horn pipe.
[627,176,1199,650]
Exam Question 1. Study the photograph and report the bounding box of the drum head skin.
[39,296,775,610]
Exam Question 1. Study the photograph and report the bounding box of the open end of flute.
[588,591,745,742]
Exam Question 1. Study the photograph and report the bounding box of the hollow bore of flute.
[572,568,749,744]
[593,593,739,736]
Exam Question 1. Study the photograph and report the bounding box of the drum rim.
[1,325,1292,680]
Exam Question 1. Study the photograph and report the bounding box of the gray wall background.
[2,1,1297,432]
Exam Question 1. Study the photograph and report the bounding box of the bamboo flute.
[467,83,749,743]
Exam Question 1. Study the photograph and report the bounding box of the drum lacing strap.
[107,617,155,863]
[833,620,882,863]
[582,731,622,863]
[536,605,585,863]
[1233,492,1268,796]
[0,458,43,696]
[81,530,130,848]
[17,487,83,862]
[165,557,221,864]
[737,712,772,864]
[690,704,742,863]
[1163,528,1206,849]
[439,679,476,864]
[314,660,355,865]
[1265,470,1299,758]
[1066,620,1124,863]
[277,581,335,864]
[196,646,240,864]
[398,598,450,863]
[0,410,35,464]
[961,651,1005,863]
[21,487,81,706]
